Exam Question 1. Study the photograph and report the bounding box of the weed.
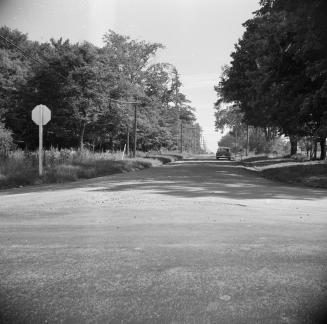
[0,149,181,189]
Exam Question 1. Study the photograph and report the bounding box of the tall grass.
[0,150,38,187]
[0,148,170,189]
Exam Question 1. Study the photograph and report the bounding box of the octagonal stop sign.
[32,104,51,125]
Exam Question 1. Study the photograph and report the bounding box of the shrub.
[291,153,310,162]
[269,137,290,155]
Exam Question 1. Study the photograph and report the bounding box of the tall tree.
[215,0,327,158]
[0,27,199,151]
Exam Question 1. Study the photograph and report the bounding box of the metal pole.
[133,103,137,158]
[39,109,43,176]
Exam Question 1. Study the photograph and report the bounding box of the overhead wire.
[0,34,43,65]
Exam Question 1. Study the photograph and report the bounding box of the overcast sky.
[0,0,259,152]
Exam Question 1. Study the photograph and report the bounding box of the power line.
[0,34,68,82]
[0,34,140,105]
[0,34,43,65]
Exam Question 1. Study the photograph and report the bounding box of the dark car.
[216,147,231,160]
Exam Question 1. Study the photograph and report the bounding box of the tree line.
[214,0,327,159]
[0,26,202,153]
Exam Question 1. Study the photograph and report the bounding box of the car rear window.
[218,148,229,152]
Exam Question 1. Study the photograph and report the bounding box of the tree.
[218,133,236,151]
[63,43,106,148]
[0,27,199,152]
[215,0,327,159]
[17,39,104,148]
[0,27,32,128]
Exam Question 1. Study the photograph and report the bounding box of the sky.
[0,0,259,152]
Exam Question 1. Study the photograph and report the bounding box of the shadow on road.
[1,158,326,201]
[91,159,327,200]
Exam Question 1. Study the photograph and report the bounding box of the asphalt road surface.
[0,156,326,324]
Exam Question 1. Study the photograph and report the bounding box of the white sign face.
[32,104,51,126]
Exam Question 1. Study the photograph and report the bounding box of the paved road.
[0,156,326,323]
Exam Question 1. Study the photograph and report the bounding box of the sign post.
[32,105,51,176]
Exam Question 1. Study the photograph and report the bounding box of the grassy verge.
[0,149,182,189]
[145,152,183,164]
[241,155,327,188]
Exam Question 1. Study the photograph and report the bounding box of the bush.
[268,137,290,155]
[291,153,310,162]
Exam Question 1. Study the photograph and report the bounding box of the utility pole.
[235,127,238,159]
[246,124,249,156]
[126,125,130,157]
[184,126,199,154]
[194,128,197,154]
[133,103,137,158]
[180,120,183,153]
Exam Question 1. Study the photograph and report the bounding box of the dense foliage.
[0,26,202,152]
[215,0,327,159]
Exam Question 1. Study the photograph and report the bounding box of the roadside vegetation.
[0,148,182,189]
[241,155,327,189]
[0,26,205,155]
